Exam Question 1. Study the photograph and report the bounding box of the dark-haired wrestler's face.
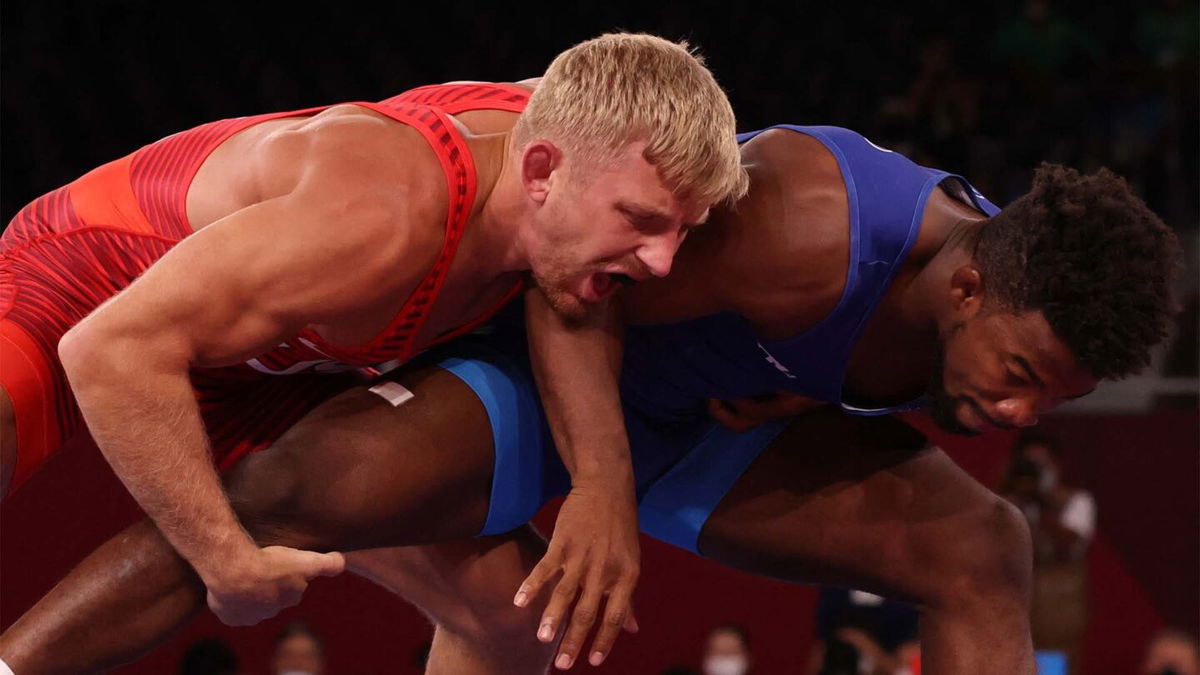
[928,309,1098,436]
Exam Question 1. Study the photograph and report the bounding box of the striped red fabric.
[0,82,531,479]
[130,118,250,240]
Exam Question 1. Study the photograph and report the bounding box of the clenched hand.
[204,545,345,626]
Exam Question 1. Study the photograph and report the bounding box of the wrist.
[566,441,633,477]
[571,462,634,488]
[192,535,261,586]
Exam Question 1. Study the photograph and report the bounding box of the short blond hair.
[516,33,748,205]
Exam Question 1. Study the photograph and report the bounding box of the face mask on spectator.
[1038,465,1058,492]
[703,654,749,675]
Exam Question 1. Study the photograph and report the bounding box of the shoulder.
[298,107,445,211]
[237,109,447,289]
[723,128,851,334]
[267,108,446,246]
[741,129,849,228]
[248,107,444,210]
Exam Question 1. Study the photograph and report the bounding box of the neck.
[457,132,532,282]
[888,220,960,331]
[890,214,984,336]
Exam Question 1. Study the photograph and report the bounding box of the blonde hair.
[515,33,748,205]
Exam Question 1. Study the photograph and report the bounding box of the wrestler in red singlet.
[0,83,530,492]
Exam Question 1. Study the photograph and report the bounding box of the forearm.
[521,294,643,669]
[60,334,254,579]
[525,291,633,486]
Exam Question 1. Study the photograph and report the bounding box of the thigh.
[697,409,1005,604]
[223,363,498,552]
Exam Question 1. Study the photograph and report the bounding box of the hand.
[513,484,641,669]
[203,545,346,626]
[707,391,823,432]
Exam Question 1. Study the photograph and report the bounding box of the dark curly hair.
[971,163,1181,379]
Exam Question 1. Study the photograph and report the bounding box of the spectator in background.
[999,433,1096,674]
[271,622,325,675]
[876,35,981,171]
[702,624,753,675]
[1001,434,1097,562]
[991,0,1101,79]
[1141,629,1200,675]
[808,588,919,675]
[180,638,239,675]
[988,0,1103,199]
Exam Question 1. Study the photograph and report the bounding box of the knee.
[923,497,1033,612]
[223,447,319,549]
[443,605,553,669]
[978,498,1033,599]
[442,570,540,643]
[431,563,549,663]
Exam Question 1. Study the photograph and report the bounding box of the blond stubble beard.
[531,266,589,320]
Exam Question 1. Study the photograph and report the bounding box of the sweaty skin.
[484,128,1092,670]
[0,129,1060,674]
[566,128,1093,452]
[3,76,707,632]
[50,100,529,629]
[0,368,1032,675]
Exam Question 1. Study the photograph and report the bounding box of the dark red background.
[2,409,1196,674]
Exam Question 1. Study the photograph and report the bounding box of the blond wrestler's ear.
[520,140,563,205]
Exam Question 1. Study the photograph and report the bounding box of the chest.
[276,271,520,374]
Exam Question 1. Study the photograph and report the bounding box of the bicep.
[77,119,439,367]
[78,193,404,368]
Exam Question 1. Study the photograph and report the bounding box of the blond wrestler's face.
[521,140,709,319]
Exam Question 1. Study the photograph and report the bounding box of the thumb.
[301,550,346,578]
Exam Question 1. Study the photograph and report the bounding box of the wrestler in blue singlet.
[437,126,1001,553]
[621,125,1000,422]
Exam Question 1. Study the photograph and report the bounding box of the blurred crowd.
[180,621,325,675]
[999,434,1095,675]
[4,0,1197,234]
[178,611,1199,674]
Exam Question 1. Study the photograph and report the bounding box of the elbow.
[58,321,135,392]
[60,320,192,387]
[57,323,101,383]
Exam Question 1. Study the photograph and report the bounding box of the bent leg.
[347,527,555,675]
[696,410,1033,674]
[0,365,501,673]
[0,521,204,673]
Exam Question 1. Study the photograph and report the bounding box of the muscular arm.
[525,291,630,482]
[57,117,439,624]
[520,289,639,669]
